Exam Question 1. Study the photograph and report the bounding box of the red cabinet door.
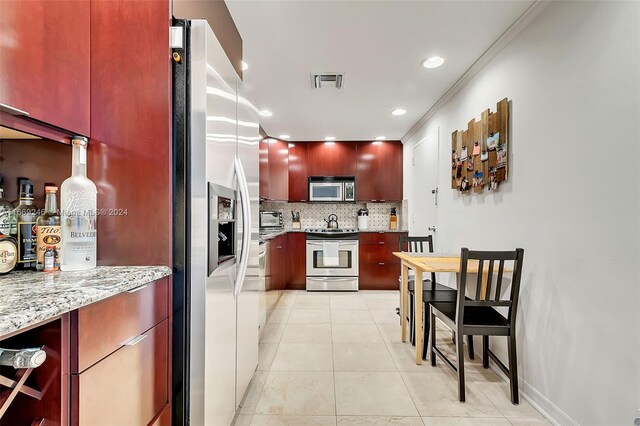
[260,137,270,199]
[307,142,357,176]
[0,0,90,136]
[378,141,403,201]
[268,138,289,201]
[273,235,288,290]
[287,233,306,289]
[356,142,379,201]
[288,143,308,201]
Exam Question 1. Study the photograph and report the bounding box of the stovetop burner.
[305,228,359,233]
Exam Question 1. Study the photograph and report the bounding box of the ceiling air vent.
[311,72,345,89]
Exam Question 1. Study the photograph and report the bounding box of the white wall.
[402,1,640,424]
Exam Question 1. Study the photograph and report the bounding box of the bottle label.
[36,225,61,265]
[17,222,37,263]
[0,211,12,235]
[0,240,17,273]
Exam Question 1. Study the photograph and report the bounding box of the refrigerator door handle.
[234,156,251,297]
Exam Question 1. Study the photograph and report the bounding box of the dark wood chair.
[399,236,473,360]
[429,247,524,403]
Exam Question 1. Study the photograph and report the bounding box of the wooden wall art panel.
[451,98,509,193]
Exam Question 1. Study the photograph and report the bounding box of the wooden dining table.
[392,252,512,365]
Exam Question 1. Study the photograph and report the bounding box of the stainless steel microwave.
[308,176,356,202]
[259,211,283,228]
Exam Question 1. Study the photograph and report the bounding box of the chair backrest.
[399,235,436,283]
[456,248,525,327]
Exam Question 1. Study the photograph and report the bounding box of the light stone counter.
[0,266,171,338]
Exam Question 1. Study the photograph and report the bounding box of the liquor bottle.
[12,176,31,207]
[61,136,97,271]
[0,347,47,368]
[13,180,38,270]
[0,234,18,274]
[36,186,61,271]
[0,175,15,236]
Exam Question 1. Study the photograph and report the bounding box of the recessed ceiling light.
[421,56,445,69]
[391,109,406,116]
[258,110,272,117]
[375,136,386,140]
[241,61,249,71]
[279,134,290,139]
[324,136,336,141]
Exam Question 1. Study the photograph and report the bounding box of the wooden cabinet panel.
[355,141,378,201]
[307,142,357,176]
[151,404,171,426]
[89,0,172,266]
[0,1,90,135]
[72,278,169,373]
[359,232,407,244]
[74,319,169,426]
[356,141,403,201]
[287,232,306,289]
[378,141,403,201]
[359,263,401,290]
[268,138,289,201]
[267,235,288,290]
[260,136,270,199]
[288,143,308,201]
[359,243,401,264]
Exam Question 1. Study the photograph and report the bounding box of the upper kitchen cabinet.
[267,137,289,201]
[0,0,90,136]
[307,141,357,176]
[356,141,403,202]
[259,136,270,199]
[288,142,308,201]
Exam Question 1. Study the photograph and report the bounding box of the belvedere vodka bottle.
[61,136,97,271]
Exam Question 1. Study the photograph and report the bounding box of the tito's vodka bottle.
[61,136,97,271]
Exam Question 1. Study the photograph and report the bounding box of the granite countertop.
[0,266,172,338]
[259,228,408,242]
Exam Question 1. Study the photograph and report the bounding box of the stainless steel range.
[306,229,359,291]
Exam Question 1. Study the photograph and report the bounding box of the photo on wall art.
[496,143,507,168]
[487,132,500,150]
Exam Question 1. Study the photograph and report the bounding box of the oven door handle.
[307,277,358,282]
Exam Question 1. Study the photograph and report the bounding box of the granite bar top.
[0,266,172,339]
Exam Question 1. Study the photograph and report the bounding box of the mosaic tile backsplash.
[261,201,405,230]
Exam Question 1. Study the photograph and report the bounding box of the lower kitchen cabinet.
[72,319,169,426]
[268,235,288,291]
[359,232,407,290]
[70,277,170,425]
[287,233,307,290]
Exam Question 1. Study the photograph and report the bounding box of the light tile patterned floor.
[234,291,548,426]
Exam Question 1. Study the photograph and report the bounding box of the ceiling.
[227,0,533,141]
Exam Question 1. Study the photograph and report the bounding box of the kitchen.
[0,1,638,426]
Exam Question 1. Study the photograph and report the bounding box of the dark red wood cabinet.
[0,0,91,136]
[267,235,288,290]
[260,136,270,199]
[359,232,407,290]
[307,142,357,176]
[288,143,308,201]
[266,138,289,201]
[70,278,170,426]
[356,141,403,202]
[287,233,307,289]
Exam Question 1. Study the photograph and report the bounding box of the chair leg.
[467,335,474,360]
[508,333,519,405]
[429,307,437,366]
[482,336,489,368]
[409,293,415,346]
[456,327,466,402]
[422,306,429,360]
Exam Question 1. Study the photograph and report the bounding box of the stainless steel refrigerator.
[172,19,260,426]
